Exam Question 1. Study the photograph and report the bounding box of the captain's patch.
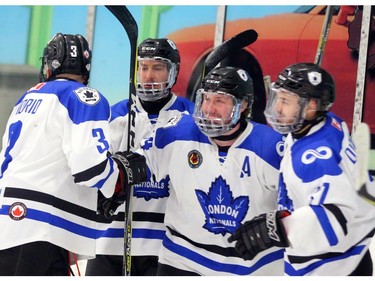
[195,176,249,235]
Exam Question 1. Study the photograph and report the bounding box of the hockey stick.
[314,6,334,66]
[352,122,375,205]
[105,5,138,276]
[202,29,258,79]
[213,5,227,49]
[352,6,372,132]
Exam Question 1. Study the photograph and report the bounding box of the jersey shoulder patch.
[164,112,184,128]
[291,123,344,182]
[74,87,101,105]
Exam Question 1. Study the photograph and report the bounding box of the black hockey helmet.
[274,62,335,112]
[136,38,180,101]
[201,66,254,108]
[40,33,92,84]
[138,38,180,68]
[193,66,254,137]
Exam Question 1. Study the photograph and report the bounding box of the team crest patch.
[195,176,249,235]
[188,150,202,168]
[74,87,100,105]
[308,71,322,86]
[8,202,27,221]
[165,113,183,128]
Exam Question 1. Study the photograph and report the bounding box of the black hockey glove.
[228,210,290,260]
[97,151,147,219]
[112,150,147,197]
[97,190,123,220]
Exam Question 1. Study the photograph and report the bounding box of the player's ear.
[240,100,248,112]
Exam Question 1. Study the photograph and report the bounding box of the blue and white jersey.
[0,79,118,260]
[279,112,375,276]
[141,113,285,275]
[95,94,194,256]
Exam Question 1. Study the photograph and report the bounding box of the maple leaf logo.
[195,176,249,236]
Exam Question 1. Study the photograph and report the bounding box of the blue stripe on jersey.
[94,157,115,189]
[0,206,97,239]
[311,205,338,246]
[96,227,165,240]
[96,227,124,238]
[163,235,283,275]
[237,122,283,170]
[285,244,365,276]
[132,228,165,239]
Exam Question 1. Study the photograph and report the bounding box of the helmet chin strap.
[212,119,247,141]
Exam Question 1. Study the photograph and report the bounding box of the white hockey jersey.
[141,113,285,275]
[95,95,194,256]
[0,79,118,260]
[279,112,375,275]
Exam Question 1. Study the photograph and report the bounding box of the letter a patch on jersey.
[195,176,249,235]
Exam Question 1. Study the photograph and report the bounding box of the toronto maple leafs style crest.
[195,176,249,235]
[74,87,100,105]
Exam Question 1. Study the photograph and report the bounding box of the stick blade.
[204,29,258,75]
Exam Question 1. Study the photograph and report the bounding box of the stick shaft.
[314,6,334,66]
[105,5,138,276]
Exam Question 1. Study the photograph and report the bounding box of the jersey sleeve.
[61,86,118,198]
[280,122,370,254]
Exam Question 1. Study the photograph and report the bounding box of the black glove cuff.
[267,210,290,247]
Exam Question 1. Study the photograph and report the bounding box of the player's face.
[200,92,235,124]
[137,59,169,88]
[273,89,302,125]
[264,85,309,134]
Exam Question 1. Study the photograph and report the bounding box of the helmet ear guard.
[40,33,92,84]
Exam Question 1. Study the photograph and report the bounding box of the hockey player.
[140,66,285,275]
[228,62,375,276]
[0,33,146,276]
[86,38,194,276]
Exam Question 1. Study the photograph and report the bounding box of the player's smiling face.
[201,91,235,124]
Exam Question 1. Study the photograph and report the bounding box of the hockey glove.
[97,190,123,220]
[112,150,147,197]
[228,210,290,260]
[97,151,147,219]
